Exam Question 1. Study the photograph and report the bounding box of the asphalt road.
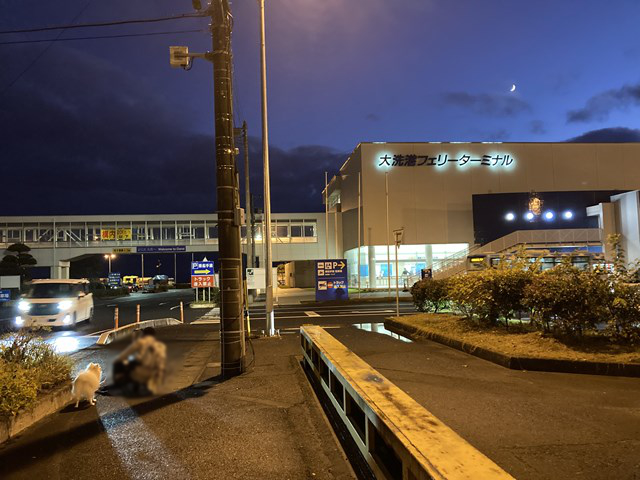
[330,325,640,480]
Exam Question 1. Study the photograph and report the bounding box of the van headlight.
[63,315,72,325]
[15,316,24,326]
[58,300,73,311]
[18,301,31,312]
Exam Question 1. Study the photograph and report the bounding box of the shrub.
[0,329,72,417]
[410,278,449,313]
[0,360,39,417]
[607,283,640,344]
[447,272,498,325]
[523,260,609,336]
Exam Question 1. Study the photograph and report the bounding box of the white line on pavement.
[304,311,320,317]
[159,302,168,306]
[169,305,180,310]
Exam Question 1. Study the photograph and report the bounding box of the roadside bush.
[0,329,72,417]
[607,283,640,344]
[410,278,449,313]
[447,272,498,325]
[523,261,609,336]
[91,286,129,298]
[0,360,39,417]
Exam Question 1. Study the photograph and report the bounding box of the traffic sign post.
[0,290,10,302]
[192,261,215,303]
[108,272,121,287]
[315,259,348,302]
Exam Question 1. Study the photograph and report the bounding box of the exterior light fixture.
[563,210,573,220]
[525,212,534,221]
[544,211,554,221]
[505,212,515,221]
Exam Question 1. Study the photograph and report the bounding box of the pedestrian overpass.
[0,213,336,279]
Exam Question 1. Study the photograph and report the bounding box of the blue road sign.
[137,246,187,253]
[191,261,215,276]
[315,259,348,302]
[0,289,10,302]
[108,272,121,286]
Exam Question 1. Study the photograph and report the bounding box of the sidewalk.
[0,326,354,480]
[250,286,413,306]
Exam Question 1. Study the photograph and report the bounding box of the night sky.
[1,0,640,215]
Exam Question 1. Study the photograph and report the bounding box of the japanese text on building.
[377,153,515,168]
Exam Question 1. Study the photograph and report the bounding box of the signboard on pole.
[246,268,278,290]
[0,289,10,302]
[137,246,187,254]
[108,273,121,287]
[191,261,215,288]
[315,259,348,302]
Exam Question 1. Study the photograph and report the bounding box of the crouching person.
[112,327,166,395]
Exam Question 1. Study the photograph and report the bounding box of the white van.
[16,279,94,328]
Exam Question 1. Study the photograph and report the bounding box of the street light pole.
[258,0,274,336]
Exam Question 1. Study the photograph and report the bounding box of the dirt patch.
[394,314,640,364]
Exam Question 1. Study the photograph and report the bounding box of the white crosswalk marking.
[304,311,320,317]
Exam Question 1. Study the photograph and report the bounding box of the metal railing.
[434,228,602,279]
[300,325,514,480]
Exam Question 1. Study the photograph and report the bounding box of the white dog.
[72,362,102,408]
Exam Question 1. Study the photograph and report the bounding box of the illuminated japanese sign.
[377,153,515,168]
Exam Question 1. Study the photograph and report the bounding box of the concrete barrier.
[300,325,514,480]
[0,384,73,445]
[97,318,183,345]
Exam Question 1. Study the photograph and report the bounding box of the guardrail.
[300,325,514,480]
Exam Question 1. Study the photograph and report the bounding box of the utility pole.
[170,0,246,377]
[258,0,275,336]
[211,0,245,376]
[234,121,255,271]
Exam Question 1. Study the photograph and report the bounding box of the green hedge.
[0,330,72,417]
[410,252,640,343]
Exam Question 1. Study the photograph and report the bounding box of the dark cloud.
[530,120,546,134]
[567,127,640,142]
[567,83,640,123]
[0,46,344,215]
[441,92,531,116]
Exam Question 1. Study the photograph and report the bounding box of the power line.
[0,0,93,97]
[0,12,207,35]
[0,28,206,46]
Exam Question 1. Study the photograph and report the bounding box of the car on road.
[15,279,94,329]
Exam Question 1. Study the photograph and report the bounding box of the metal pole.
[357,172,361,298]
[385,172,391,295]
[136,304,140,323]
[174,253,177,284]
[259,0,275,336]
[242,121,254,270]
[141,253,144,279]
[395,240,399,317]
[334,211,338,259]
[325,171,329,259]
[212,0,245,376]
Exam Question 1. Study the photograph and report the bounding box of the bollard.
[114,307,119,330]
[136,304,140,323]
[180,301,184,323]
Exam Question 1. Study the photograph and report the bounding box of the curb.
[384,318,640,378]
[0,384,73,445]
[97,318,183,345]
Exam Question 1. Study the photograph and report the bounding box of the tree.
[0,243,37,280]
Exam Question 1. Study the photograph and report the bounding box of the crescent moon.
[510,84,516,92]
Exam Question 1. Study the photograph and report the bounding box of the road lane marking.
[98,397,189,478]
[169,305,180,310]
[304,311,320,317]
[159,302,168,306]
[191,318,220,324]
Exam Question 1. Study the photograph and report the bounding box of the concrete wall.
[333,142,640,252]
[612,191,640,266]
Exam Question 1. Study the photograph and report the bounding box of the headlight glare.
[18,301,31,312]
[58,300,73,311]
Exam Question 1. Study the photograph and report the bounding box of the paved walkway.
[0,327,354,480]
[330,325,640,480]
